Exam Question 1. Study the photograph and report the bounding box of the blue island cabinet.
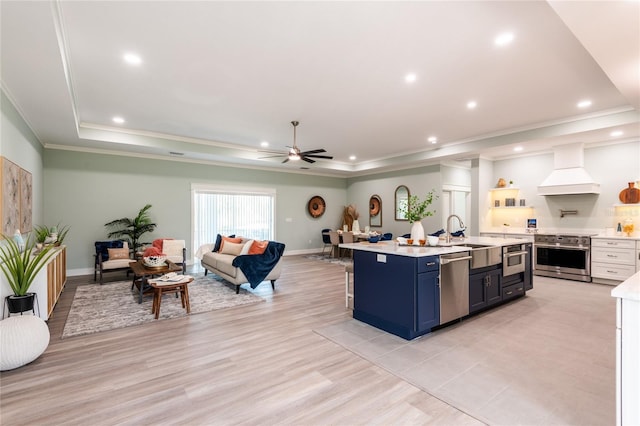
[352,250,440,340]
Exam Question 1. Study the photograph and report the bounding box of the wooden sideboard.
[0,245,67,320]
[46,246,67,317]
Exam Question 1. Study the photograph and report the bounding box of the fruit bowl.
[143,255,167,268]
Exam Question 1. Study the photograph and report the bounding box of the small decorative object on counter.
[13,230,24,252]
[619,182,639,204]
[509,180,514,188]
[622,218,634,237]
[616,222,622,235]
[497,178,506,188]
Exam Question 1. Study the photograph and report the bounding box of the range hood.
[537,143,600,196]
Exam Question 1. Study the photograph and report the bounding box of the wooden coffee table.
[149,277,194,319]
[129,260,182,304]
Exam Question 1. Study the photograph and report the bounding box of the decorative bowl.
[368,235,380,243]
[427,236,440,246]
[143,255,167,268]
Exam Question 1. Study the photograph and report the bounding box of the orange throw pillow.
[219,236,243,252]
[152,238,173,251]
[248,240,268,255]
[107,248,129,260]
[143,247,163,257]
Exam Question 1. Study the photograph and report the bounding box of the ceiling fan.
[262,121,333,164]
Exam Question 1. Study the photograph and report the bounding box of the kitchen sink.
[451,243,502,269]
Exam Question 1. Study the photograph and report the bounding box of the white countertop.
[592,235,640,241]
[340,236,528,258]
[611,271,640,302]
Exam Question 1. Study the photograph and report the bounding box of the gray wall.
[346,165,445,239]
[0,91,45,230]
[44,150,346,273]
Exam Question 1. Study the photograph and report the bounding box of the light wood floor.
[0,256,615,425]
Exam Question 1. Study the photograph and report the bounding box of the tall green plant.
[0,235,56,296]
[400,190,438,223]
[104,204,157,253]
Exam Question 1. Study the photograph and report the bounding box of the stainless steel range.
[534,234,593,282]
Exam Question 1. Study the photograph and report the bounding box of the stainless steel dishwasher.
[440,251,472,324]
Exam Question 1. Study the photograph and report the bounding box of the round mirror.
[395,185,410,221]
[369,195,382,227]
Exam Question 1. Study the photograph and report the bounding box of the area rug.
[62,275,264,338]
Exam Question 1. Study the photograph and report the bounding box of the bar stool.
[345,263,353,309]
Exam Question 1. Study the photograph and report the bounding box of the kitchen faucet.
[446,214,465,244]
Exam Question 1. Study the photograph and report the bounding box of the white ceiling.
[1,1,639,177]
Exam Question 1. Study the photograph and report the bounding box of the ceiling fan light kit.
[263,121,334,164]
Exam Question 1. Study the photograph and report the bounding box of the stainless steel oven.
[534,234,591,282]
[503,244,527,277]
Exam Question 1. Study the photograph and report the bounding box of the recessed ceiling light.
[405,73,417,83]
[610,130,624,137]
[112,116,125,124]
[494,32,515,47]
[467,100,477,109]
[577,99,592,108]
[260,141,269,148]
[513,146,523,152]
[349,155,357,161]
[428,136,437,144]
[123,53,142,65]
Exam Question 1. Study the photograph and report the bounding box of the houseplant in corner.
[104,204,157,254]
[400,190,438,242]
[0,234,57,314]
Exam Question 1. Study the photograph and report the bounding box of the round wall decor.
[370,196,381,216]
[307,195,325,217]
[308,195,326,218]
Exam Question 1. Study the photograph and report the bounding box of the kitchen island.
[340,237,533,339]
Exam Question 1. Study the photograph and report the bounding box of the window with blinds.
[192,184,275,252]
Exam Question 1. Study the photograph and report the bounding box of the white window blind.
[192,185,275,252]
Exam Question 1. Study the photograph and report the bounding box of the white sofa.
[197,240,284,294]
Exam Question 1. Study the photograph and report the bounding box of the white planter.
[410,221,425,241]
[352,219,361,233]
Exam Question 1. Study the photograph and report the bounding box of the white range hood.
[537,143,600,196]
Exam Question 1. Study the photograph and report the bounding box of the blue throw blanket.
[232,241,285,288]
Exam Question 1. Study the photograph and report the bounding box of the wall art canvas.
[0,157,33,237]
[1,157,20,236]
[20,168,32,233]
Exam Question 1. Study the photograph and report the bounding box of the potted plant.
[33,225,50,248]
[104,204,157,253]
[53,223,70,246]
[400,190,438,241]
[0,234,57,314]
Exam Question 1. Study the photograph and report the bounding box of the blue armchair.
[94,240,132,284]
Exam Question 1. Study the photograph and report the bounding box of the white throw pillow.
[240,239,254,255]
[163,239,185,257]
[219,241,245,256]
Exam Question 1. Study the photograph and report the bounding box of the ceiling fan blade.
[304,154,333,159]
[302,157,316,164]
[259,154,286,159]
[299,149,326,155]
